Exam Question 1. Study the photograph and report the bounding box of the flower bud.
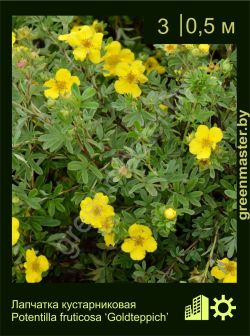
[17,59,27,68]
[164,207,177,220]
[118,166,129,176]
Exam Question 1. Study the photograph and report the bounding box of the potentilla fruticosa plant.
[12,16,237,283]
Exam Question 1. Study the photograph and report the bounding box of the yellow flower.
[198,44,210,54]
[104,233,115,247]
[159,103,168,111]
[12,217,20,246]
[144,56,165,75]
[118,165,132,178]
[102,41,134,76]
[99,217,114,234]
[43,68,80,99]
[183,44,194,50]
[24,249,49,283]
[189,125,223,160]
[12,32,16,47]
[80,193,115,229]
[13,46,29,53]
[199,62,219,73]
[114,60,148,98]
[164,208,177,220]
[121,224,157,261]
[58,25,103,63]
[163,44,177,54]
[17,26,31,40]
[207,62,220,73]
[191,47,201,56]
[211,258,237,283]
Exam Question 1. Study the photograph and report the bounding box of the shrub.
[12,16,237,283]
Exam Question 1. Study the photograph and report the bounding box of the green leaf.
[225,189,237,199]
[82,101,99,109]
[54,184,63,195]
[145,184,158,197]
[82,87,96,100]
[68,161,87,171]
[54,199,65,212]
[80,169,88,184]
[48,200,55,217]
[46,233,66,242]
[39,127,65,152]
[71,83,80,97]
[26,216,61,228]
[188,191,203,206]
[96,124,103,140]
[129,183,145,195]
[29,159,43,175]
[88,164,103,180]
[26,196,41,210]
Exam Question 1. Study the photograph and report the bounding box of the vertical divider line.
[180,13,183,37]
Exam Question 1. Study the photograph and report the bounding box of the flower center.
[225,263,235,274]
[31,260,40,273]
[107,55,120,66]
[201,138,211,148]
[82,39,92,48]
[165,45,175,52]
[56,81,67,90]
[126,72,136,83]
[92,205,102,216]
[134,235,144,246]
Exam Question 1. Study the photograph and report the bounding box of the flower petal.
[104,233,115,247]
[37,255,49,272]
[73,47,87,61]
[209,127,223,143]
[78,26,93,40]
[105,41,121,53]
[189,139,202,155]
[94,192,109,204]
[69,75,80,86]
[196,146,211,160]
[195,125,209,139]
[12,229,20,246]
[127,83,141,98]
[223,273,237,283]
[128,224,152,238]
[88,50,102,64]
[121,238,135,252]
[43,79,56,88]
[12,217,19,230]
[114,78,129,94]
[91,33,103,49]
[211,266,225,280]
[55,68,71,81]
[44,87,59,99]
[115,62,130,77]
[25,271,42,283]
[130,247,146,261]
[120,48,135,63]
[219,258,230,265]
[25,249,37,263]
[143,237,157,252]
